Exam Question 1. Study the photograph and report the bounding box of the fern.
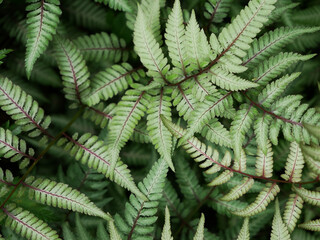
[115,158,168,239]
[0,77,51,138]
[1,0,320,238]
[1,204,60,240]
[54,36,91,105]
[74,32,129,63]
[93,0,131,12]
[25,0,61,78]
[270,198,291,240]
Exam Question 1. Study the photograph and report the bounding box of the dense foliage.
[0,0,320,239]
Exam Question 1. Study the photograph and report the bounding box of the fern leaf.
[283,193,304,233]
[293,185,320,207]
[243,27,320,67]
[83,103,116,128]
[281,142,304,183]
[54,36,91,105]
[23,176,111,220]
[0,77,51,138]
[57,133,146,200]
[270,199,291,240]
[209,67,258,91]
[217,0,277,73]
[161,206,173,240]
[233,183,280,217]
[74,32,129,63]
[180,91,233,144]
[108,221,122,240]
[201,118,232,148]
[193,213,205,240]
[303,123,320,141]
[171,85,197,120]
[147,88,173,171]
[258,73,301,108]
[86,64,144,106]
[133,5,169,84]
[236,218,250,240]
[161,115,233,179]
[208,170,234,187]
[94,0,131,12]
[25,0,61,78]
[230,104,258,160]
[115,158,168,239]
[204,0,232,24]
[254,115,271,155]
[252,52,315,85]
[220,178,254,201]
[2,204,60,240]
[106,89,149,174]
[299,219,320,232]
[0,49,12,65]
[0,128,35,170]
[185,11,211,71]
[255,140,273,178]
[165,0,187,76]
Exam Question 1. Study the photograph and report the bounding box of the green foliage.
[0,0,320,239]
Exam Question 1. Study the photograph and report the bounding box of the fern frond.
[281,142,304,183]
[243,27,320,68]
[147,88,173,170]
[161,206,173,240]
[2,204,60,240]
[204,0,232,24]
[236,218,250,240]
[220,178,254,201]
[299,219,320,232]
[165,0,188,76]
[303,123,320,141]
[25,0,61,78]
[217,0,277,73]
[283,193,304,233]
[0,77,51,138]
[83,103,116,128]
[133,5,169,84]
[208,170,234,187]
[74,32,129,63]
[291,6,320,26]
[23,176,111,220]
[171,85,197,120]
[293,185,320,207]
[115,158,168,239]
[106,89,149,173]
[54,36,91,105]
[200,118,232,148]
[57,133,146,200]
[0,49,12,65]
[233,183,280,217]
[230,104,258,160]
[193,213,205,240]
[108,220,122,240]
[185,11,211,71]
[255,140,273,178]
[86,64,144,106]
[252,52,315,85]
[209,66,258,91]
[94,0,131,12]
[264,3,299,26]
[180,91,233,144]
[270,198,290,240]
[0,128,35,170]
[254,115,272,154]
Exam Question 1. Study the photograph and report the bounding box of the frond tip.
[233,183,280,217]
[24,176,112,221]
[25,0,61,78]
